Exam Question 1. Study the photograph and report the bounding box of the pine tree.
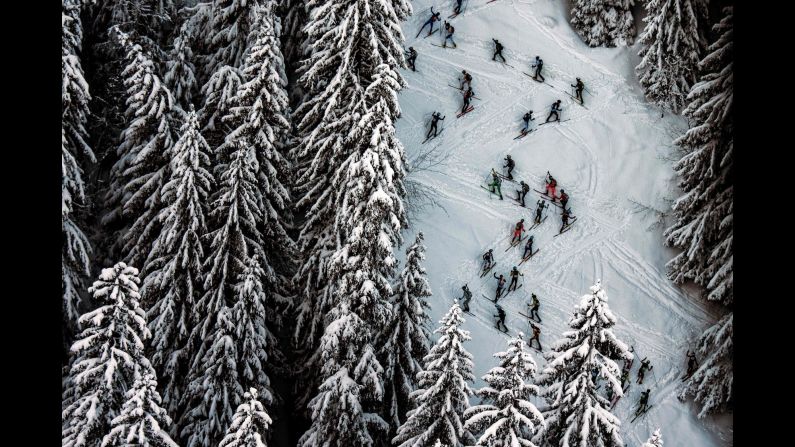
[643,428,664,447]
[102,374,179,447]
[164,22,199,109]
[62,0,96,325]
[143,109,214,414]
[180,306,243,447]
[62,263,156,447]
[219,388,274,447]
[203,0,260,78]
[105,28,177,267]
[664,7,733,306]
[570,0,636,47]
[381,232,433,431]
[680,312,733,418]
[219,2,295,280]
[231,256,278,404]
[635,0,708,112]
[537,280,632,447]
[199,65,243,144]
[464,333,545,447]
[393,303,476,447]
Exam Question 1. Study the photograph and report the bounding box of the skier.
[503,154,515,180]
[571,77,585,103]
[534,200,546,224]
[636,358,652,384]
[427,112,445,139]
[454,0,463,14]
[460,284,472,312]
[531,56,545,81]
[636,389,651,415]
[443,21,457,48]
[416,7,442,38]
[528,322,542,350]
[488,170,503,200]
[620,368,630,388]
[460,70,473,90]
[517,181,530,207]
[461,86,475,114]
[545,172,558,199]
[522,235,534,259]
[560,207,573,234]
[528,293,541,322]
[405,47,417,71]
[545,100,562,123]
[493,273,507,300]
[521,111,534,133]
[559,189,569,209]
[495,304,508,332]
[482,248,495,271]
[511,218,525,244]
[686,350,699,377]
[492,38,506,62]
[508,266,523,292]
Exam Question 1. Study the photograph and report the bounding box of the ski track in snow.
[397,1,730,445]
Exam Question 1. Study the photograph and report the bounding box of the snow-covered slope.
[396,0,732,445]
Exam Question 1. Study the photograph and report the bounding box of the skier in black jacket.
[572,77,585,103]
[546,100,562,123]
[405,47,417,71]
[493,273,507,300]
[443,22,457,48]
[534,200,546,224]
[427,112,445,139]
[521,111,534,133]
[636,389,651,415]
[454,0,463,14]
[495,304,508,331]
[531,56,545,81]
[482,248,495,271]
[460,284,472,311]
[492,39,506,62]
[528,293,541,322]
[461,87,475,114]
[517,181,530,207]
[508,266,522,292]
[460,70,473,90]
[522,236,534,259]
[503,154,515,180]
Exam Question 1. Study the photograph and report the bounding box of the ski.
[527,216,547,231]
[518,311,541,323]
[518,249,540,265]
[513,129,534,139]
[532,190,564,207]
[448,13,460,19]
[480,262,497,277]
[495,60,515,69]
[523,72,544,83]
[482,293,501,303]
[494,324,509,333]
[630,405,654,423]
[553,220,577,237]
[422,29,439,39]
[479,184,502,199]
[486,0,498,3]
[510,197,528,208]
[496,172,517,183]
[503,284,523,296]
[448,84,463,91]
[456,105,475,118]
[431,43,457,49]
[565,92,588,108]
[421,128,444,144]
[505,235,525,251]
[539,119,571,126]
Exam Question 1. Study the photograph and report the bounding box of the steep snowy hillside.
[396,0,732,445]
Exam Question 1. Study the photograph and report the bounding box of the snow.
[395,1,731,445]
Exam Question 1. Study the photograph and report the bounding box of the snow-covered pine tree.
[198,65,243,146]
[680,312,733,418]
[164,22,199,109]
[292,0,409,372]
[643,428,664,447]
[220,2,295,281]
[62,0,96,327]
[536,280,632,447]
[219,388,274,447]
[635,0,709,112]
[62,263,156,447]
[143,109,214,414]
[381,232,433,432]
[179,306,243,447]
[464,333,545,447]
[570,0,636,47]
[392,303,476,447]
[664,6,733,306]
[230,256,278,405]
[202,0,260,79]
[102,374,179,447]
[104,28,177,268]
[179,115,268,447]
